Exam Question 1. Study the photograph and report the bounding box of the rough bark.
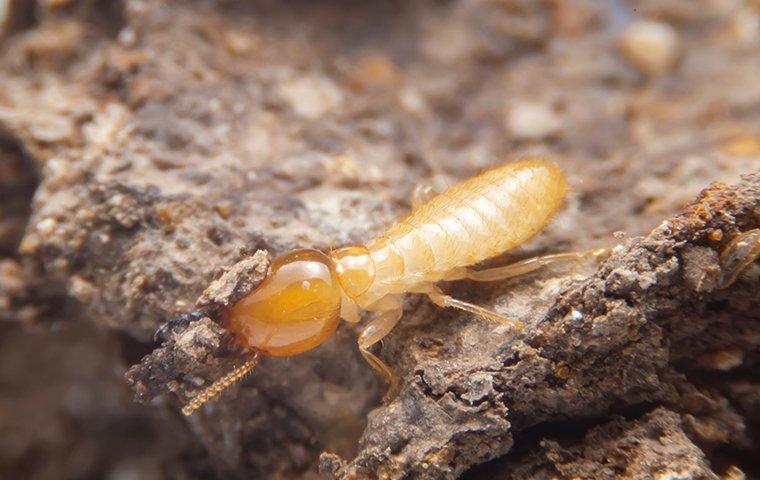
[473,408,722,480]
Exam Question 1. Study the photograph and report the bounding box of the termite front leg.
[416,284,523,332]
[445,247,609,282]
[358,295,403,384]
[719,229,760,288]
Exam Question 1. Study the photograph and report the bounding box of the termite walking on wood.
[180,157,606,415]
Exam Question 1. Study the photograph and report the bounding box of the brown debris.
[486,408,718,480]
[126,315,239,404]
[195,250,270,310]
[126,250,270,405]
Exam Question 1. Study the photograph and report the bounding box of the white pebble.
[277,75,343,120]
[505,101,563,141]
[36,217,57,235]
[399,87,427,114]
[117,27,137,47]
[619,20,680,75]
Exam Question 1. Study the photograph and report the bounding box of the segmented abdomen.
[371,158,567,283]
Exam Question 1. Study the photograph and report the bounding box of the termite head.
[226,246,376,357]
[228,249,342,356]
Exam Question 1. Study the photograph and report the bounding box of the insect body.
[182,158,600,415]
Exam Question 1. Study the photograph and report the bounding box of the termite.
[180,157,759,415]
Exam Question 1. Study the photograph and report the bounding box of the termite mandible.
[179,157,759,415]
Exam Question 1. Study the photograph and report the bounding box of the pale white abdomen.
[361,158,567,302]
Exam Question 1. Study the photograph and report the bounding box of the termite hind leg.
[411,184,436,211]
[445,247,609,282]
[358,296,404,385]
[418,283,523,332]
[719,229,760,288]
[181,353,260,416]
[360,348,396,386]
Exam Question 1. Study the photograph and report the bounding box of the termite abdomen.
[372,158,567,277]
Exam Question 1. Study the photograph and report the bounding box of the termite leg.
[719,229,760,288]
[417,284,523,332]
[340,294,362,323]
[411,184,436,211]
[445,247,609,282]
[358,295,404,384]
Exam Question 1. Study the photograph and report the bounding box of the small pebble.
[68,275,97,303]
[421,18,479,64]
[505,101,563,141]
[224,30,257,55]
[277,75,343,120]
[346,54,401,90]
[400,87,427,114]
[656,468,702,480]
[619,20,680,75]
[36,217,57,236]
[117,27,137,47]
[697,349,743,371]
[213,201,233,219]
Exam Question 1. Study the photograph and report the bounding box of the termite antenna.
[181,352,261,416]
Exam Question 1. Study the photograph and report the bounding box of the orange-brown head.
[227,246,377,357]
[228,249,343,356]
